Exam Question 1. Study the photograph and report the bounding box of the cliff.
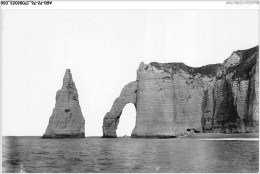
[43,69,85,138]
[103,46,259,138]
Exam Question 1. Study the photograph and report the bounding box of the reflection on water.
[2,137,259,173]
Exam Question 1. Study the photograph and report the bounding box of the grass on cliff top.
[150,45,259,79]
[226,46,259,80]
[149,62,222,77]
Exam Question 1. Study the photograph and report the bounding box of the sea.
[2,134,259,173]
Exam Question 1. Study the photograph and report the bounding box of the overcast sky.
[2,10,258,136]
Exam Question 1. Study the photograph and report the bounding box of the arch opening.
[116,103,136,137]
[102,81,137,138]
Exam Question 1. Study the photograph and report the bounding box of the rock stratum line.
[43,69,85,138]
[103,46,259,138]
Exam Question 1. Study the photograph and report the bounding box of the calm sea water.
[2,136,259,173]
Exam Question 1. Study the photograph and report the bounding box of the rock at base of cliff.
[131,134,176,139]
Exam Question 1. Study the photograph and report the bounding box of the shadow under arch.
[102,81,137,138]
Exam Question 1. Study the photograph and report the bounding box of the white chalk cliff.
[43,69,85,138]
[103,46,259,138]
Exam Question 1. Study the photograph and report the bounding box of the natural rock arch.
[103,46,259,138]
[102,81,137,137]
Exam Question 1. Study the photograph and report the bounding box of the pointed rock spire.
[43,69,85,138]
[62,69,74,88]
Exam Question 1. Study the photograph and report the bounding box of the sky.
[2,10,258,136]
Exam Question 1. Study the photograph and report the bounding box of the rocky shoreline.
[104,133,259,139]
[182,132,259,139]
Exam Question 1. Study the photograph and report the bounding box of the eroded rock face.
[103,81,137,137]
[43,69,85,138]
[103,46,259,138]
[133,62,218,137]
[131,63,176,137]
